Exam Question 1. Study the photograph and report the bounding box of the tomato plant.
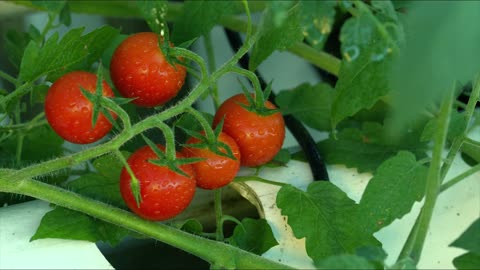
[0,1,479,270]
[120,144,196,221]
[45,71,115,144]
[213,94,285,167]
[110,32,186,107]
[183,131,241,189]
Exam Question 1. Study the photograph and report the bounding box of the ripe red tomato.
[183,132,241,190]
[44,71,115,144]
[120,144,196,221]
[213,94,285,167]
[110,32,186,107]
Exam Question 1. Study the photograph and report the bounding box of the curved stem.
[185,107,216,143]
[214,188,224,241]
[172,47,209,79]
[234,176,286,187]
[155,120,177,161]
[227,66,264,107]
[0,175,291,270]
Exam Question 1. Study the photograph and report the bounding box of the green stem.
[440,163,480,193]
[0,70,17,85]
[204,32,220,109]
[398,86,454,264]
[0,175,291,270]
[185,107,216,143]
[172,47,209,79]
[0,82,32,108]
[462,138,480,164]
[228,66,264,107]
[214,188,224,241]
[155,121,177,161]
[0,119,48,132]
[440,77,480,180]
[234,176,286,187]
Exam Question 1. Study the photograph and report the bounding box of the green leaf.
[276,82,334,131]
[92,151,130,181]
[389,2,480,133]
[5,30,31,70]
[315,254,376,269]
[66,173,125,208]
[356,151,427,232]
[421,111,467,143]
[356,246,387,269]
[450,218,480,254]
[1,126,64,162]
[299,0,336,50]
[265,148,291,168]
[317,122,428,173]
[172,0,235,44]
[59,3,72,26]
[137,0,168,36]
[453,253,480,270]
[228,218,278,255]
[31,207,128,246]
[331,2,400,129]
[249,2,304,71]
[277,182,380,261]
[30,0,66,13]
[175,219,204,235]
[18,26,119,83]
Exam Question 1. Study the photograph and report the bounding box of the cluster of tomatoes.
[44,32,285,221]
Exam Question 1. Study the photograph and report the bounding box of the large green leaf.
[18,26,119,83]
[331,2,400,129]
[317,122,428,173]
[249,2,304,71]
[228,218,278,255]
[355,151,427,232]
[276,182,380,262]
[389,1,480,133]
[172,0,235,44]
[276,82,334,131]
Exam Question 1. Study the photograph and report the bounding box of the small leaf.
[299,1,336,50]
[59,3,72,26]
[174,219,203,235]
[276,82,334,131]
[172,0,235,44]
[66,173,125,208]
[5,30,31,69]
[31,207,98,242]
[92,151,131,182]
[228,218,278,255]
[315,254,376,269]
[453,253,480,270]
[277,182,380,261]
[18,26,119,83]
[450,218,480,254]
[31,207,129,246]
[30,0,66,13]
[249,2,303,71]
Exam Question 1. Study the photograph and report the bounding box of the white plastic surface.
[0,200,114,270]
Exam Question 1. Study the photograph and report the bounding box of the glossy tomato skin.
[110,32,186,107]
[183,132,241,190]
[45,71,115,144]
[120,145,196,221]
[213,94,285,167]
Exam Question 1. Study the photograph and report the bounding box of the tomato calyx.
[180,120,238,161]
[80,65,133,130]
[141,135,203,178]
[238,81,280,117]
